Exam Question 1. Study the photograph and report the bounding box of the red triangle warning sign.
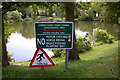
[29,47,55,67]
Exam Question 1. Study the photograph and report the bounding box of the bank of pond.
[7,20,120,62]
[3,41,119,78]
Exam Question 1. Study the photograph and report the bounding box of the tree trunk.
[65,2,80,60]
[2,20,10,67]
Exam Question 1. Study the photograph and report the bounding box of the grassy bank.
[2,41,119,78]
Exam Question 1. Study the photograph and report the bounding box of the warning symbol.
[36,52,45,62]
[29,47,55,67]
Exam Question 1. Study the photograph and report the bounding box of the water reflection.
[10,22,35,39]
[7,30,54,62]
[7,32,36,62]
[75,21,119,40]
[7,21,120,62]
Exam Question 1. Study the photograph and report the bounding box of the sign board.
[29,47,55,67]
[35,22,73,49]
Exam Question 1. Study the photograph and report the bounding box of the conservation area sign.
[35,22,73,49]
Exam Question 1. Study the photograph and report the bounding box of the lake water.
[7,21,120,62]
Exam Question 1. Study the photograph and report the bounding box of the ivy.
[4,20,15,43]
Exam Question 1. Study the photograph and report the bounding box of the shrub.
[7,52,13,62]
[76,33,91,53]
[92,41,103,47]
[54,18,62,22]
[36,16,46,19]
[5,12,12,20]
[24,17,33,21]
[93,28,114,43]
[39,11,45,16]
[50,49,65,58]
[14,19,23,22]
[5,10,22,20]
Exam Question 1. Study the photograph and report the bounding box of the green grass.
[2,41,119,78]
[79,41,118,60]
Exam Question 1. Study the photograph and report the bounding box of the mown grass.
[2,41,119,79]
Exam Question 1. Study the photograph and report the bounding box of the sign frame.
[34,22,74,49]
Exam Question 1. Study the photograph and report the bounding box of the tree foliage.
[75,2,94,21]
[79,8,94,21]
[90,2,120,22]
[5,10,22,20]
[26,5,34,18]
[4,20,15,42]
[90,2,103,14]
[101,2,120,22]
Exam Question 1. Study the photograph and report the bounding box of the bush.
[76,33,91,53]
[93,28,114,43]
[7,52,13,62]
[5,10,22,20]
[54,18,62,22]
[39,11,45,16]
[5,12,12,20]
[50,49,65,58]
[14,19,23,22]
[92,41,103,47]
[24,17,33,21]
[37,16,45,19]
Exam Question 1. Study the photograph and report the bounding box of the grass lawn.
[2,41,119,79]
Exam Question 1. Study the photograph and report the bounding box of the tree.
[32,4,39,16]
[91,2,103,14]
[91,2,120,22]
[52,3,65,18]
[2,2,27,67]
[2,20,14,67]
[2,2,50,67]
[101,2,120,22]
[2,20,10,67]
[65,2,80,60]
[2,2,80,67]
[26,5,34,18]
[2,2,47,67]
[2,2,16,67]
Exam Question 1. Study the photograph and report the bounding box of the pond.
[7,21,120,62]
